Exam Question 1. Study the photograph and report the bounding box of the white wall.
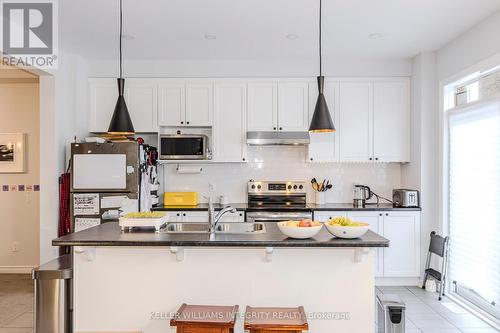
[165,147,402,204]
[403,52,439,275]
[0,77,40,272]
[437,10,500,81]
[86,57,411,78]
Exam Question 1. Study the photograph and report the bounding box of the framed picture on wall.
[0,133,26,173]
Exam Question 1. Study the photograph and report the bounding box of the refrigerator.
[70,141,141,233]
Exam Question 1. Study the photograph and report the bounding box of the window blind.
[448,99,500,317]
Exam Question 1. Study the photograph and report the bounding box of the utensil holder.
[315,192,325,205]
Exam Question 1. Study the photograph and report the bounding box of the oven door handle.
[246,212,312,220]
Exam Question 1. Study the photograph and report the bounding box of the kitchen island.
[54,222,388,333]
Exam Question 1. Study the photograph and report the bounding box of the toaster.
[392,189,419,208]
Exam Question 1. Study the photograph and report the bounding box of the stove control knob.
[257,185,262,190]
[288,185,292,190]
[299,185,303,189]
[293,185,298,189]
[251,185,255,189]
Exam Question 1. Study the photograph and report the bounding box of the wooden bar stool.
[170,303,238,333]
[244,306,309,333]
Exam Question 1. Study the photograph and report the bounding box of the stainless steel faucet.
[208,196,236,233]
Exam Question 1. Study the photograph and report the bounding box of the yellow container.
[164,192,198,206]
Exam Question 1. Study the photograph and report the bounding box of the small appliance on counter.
[392,189,419,208]
[164,192,199,206]
[353,184,373,208]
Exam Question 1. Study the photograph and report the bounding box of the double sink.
[161,222,266,234]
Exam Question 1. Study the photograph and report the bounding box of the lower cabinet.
[313,210,421,278]
[164,211,244,223]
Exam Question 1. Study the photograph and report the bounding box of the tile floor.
[376,286,500,333]
[1,274,498,333]
[0,274,33,333]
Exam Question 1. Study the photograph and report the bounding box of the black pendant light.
[108,0,134,135]
[309,0,335,132]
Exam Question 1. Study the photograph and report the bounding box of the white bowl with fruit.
[325,217,369,239]
[277,219,323,239]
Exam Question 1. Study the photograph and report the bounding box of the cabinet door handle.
[279,127,283,130]
[180,121,184,125]
[310,158,313,161]
[239,213,243,217]
[183,213,186,216]
[369,157,373,161]
[385,213,389,216]
[176,213,180,216]
[379,213,383,216]
[186,121,190,125]
[375,157,379,161]
[242,158,246,161]
[273,127,277,130]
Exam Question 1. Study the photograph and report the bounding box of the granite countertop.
[153,203,421,211]
[52,222,389,248]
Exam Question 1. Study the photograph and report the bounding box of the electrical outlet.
[208,182,216,193]
[11,241,20,252]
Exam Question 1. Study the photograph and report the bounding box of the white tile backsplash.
[163,146,402,203]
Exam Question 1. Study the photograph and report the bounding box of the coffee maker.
[353,185,373,207]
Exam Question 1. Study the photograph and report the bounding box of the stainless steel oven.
[159,134,210,160]
[246,180,312,222]
[246,211,312,223]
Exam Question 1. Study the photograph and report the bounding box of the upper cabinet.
[158,81,185,127]
[89,78,157,133]
[339,81,373,162]
[247,82,277,131]
[277,81,309,131]
[247,80,309,132]
[158,79,213,127]
[338,79,410,163]
[373,80,410,162]
[186,81,213,126]
[213,82,247,162]
[88,77,410,163]
[308,80,339,163]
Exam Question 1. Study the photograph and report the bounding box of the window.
[447,99,500,319]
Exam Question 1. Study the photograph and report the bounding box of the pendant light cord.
[319,0,322,77]
[119,0,123,78]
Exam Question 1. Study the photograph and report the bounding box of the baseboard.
[375,277,421,286]
[0,266,36,274]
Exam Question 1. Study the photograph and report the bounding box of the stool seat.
[170,303,238,333]
[244,306,308,333]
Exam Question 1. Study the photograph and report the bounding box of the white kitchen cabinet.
[338,81,373,162]
[163,210,243,223]
[313,211,347,223]
[157,80,213,127]
[307,80,339,163]
[89,78,157,133]
[382,211,421,277]
[347,211,384,277]
[186,81,213,126]
[278,81,310,131]
[373,80,410,162]
[89,78,117,133]
[158,81,185,127]
[313,210,420,278]
[338,79,410,163]
[213,82,247,162]
[218,211,245,222]
[125,79,158,132]
[247,82,278,131]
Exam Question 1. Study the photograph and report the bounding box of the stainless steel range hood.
[246,131,310,146]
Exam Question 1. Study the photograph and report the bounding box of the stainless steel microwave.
[159,134,211,160]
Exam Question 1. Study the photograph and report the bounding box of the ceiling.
[60,0,500,61]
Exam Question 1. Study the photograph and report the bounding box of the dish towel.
[58,172,71,237]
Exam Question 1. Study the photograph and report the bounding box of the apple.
[298,220,312,227]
